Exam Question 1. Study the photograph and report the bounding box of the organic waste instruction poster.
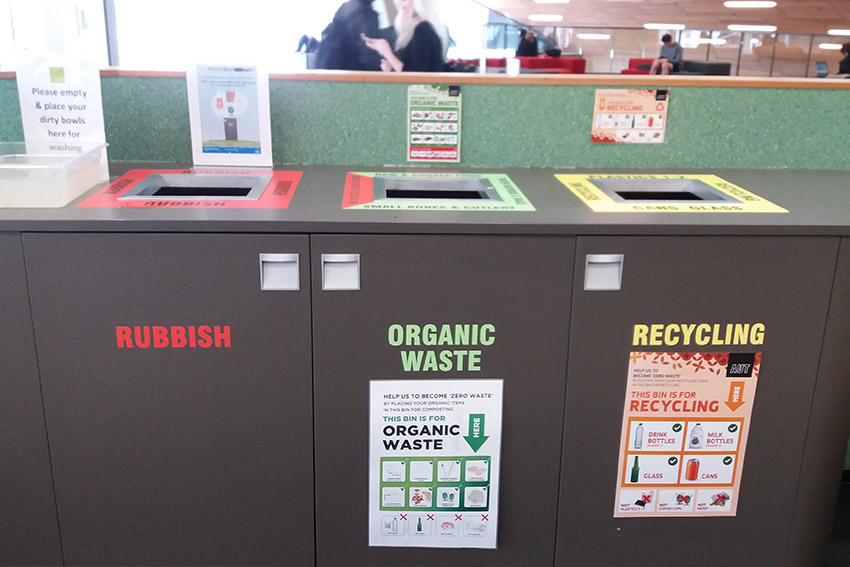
[407,85,461,162]
[615,351,761,517]
[370,379,503,548]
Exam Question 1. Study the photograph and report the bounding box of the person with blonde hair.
[362,0,448,72]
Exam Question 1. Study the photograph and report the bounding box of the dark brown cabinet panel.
[24,233,314,566]
[0,234,62,566]
[311,234,575,566]
[557,236,840,566]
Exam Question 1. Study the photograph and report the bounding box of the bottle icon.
[690,423,704,449]
[417,517,422,533]
[630,456,640,483]
[392,517,398,533]
[634,423,644,449]
[685,458,700,481]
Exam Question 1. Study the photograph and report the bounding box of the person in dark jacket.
[362,0,447,72]
[315,0,381,71]
[516,29,538,57]
[840,43,850,75]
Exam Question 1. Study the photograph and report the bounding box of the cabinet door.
[24,233,313,566]
[0,234,62,566]
[311,234,574,566]
[556,236,839,566]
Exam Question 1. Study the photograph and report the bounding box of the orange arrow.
[725,381,746,411]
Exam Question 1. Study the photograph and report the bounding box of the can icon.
[685,458,700,481]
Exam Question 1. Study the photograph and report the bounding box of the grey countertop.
[0,163,849,236]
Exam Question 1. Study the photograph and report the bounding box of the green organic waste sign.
[369,379,503,549]
[407,84,461,163]
[342,172,535,212]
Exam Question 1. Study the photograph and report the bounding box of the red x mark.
[399,514,408,521]
[426,514,434,521]
[481,514,489,522]
[642,494,652,503]
[455,514,463,521]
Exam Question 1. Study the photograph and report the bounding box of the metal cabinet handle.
[584,254,624,291]
[321,254,360,291]
[259,253,300,291]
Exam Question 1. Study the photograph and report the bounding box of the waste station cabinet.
[1,166,850,566]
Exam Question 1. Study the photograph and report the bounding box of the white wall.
[113,0,392,71]
[1,0,107,70]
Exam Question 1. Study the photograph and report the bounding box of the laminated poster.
[407,85,461,162]
[615,351,760,517]
[369,379,503,548]
[186,65,272,167]
[15,54,108,180]
[592,89,668,144]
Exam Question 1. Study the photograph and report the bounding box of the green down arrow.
[464,413,489,453]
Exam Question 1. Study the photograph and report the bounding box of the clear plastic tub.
[0,142,105,208]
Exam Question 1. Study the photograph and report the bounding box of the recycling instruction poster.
[615,352,760,517]
[591,89,668,144]
[369,379,503,548]
[407,85,461,162]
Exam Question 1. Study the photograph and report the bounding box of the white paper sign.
[369,379,503,549]
[15,54,108,180]
[186,65,273,167]
[407,84,461,163]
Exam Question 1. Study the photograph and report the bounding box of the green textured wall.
[0,78,24,141]
[1,76,849,169]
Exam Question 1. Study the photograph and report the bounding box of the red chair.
[621,58,654,75]
[516,56,587,74]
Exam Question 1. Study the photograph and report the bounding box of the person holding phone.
[362,0,447,72]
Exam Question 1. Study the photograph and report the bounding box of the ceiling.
[473,0,850,35]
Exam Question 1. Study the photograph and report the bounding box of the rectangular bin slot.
[615,191,703,201]
[592,178,737,204]
[152,186,253,197]
[119,173,272,201]
[373,177,502,202]
[385,189,485,200]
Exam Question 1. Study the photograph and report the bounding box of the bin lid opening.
[385,189,485,200]
[614,191,704,201]
[118,173,272,201]
[592,178,739,204]
[151,186,253,197]
[373,177,502,202]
